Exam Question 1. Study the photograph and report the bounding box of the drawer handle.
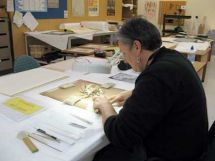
[0,46,9,48]
[0,58,10,62]
[0,33,7,36]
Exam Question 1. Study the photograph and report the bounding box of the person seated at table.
[93,18,208,161]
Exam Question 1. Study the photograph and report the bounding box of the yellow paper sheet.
[3,98,43,115]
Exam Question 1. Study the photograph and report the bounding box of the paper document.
[0,68,68,96]
[4,97,43,115]
[175,43,197,54]
[19,122,76,154]
[32,109,91,142]
[109,73,138,84]
[15,0,47,12]
[175,42,210,54]
[88,0,99,16]
[13,11,23,28]
[23,12,38,31]
[0,97,45,122]
[48,0,59,8]
[72,0,85,16]
[7,0,14,12]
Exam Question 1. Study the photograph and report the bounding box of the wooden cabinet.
[0,18,13,73]
[122,0,138,20]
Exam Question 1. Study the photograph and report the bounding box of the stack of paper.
[0,68,68,96]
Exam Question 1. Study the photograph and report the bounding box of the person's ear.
[133,40,142,58]
[133,40,141,51]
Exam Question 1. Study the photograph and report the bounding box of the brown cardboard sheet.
[79,43,111,50]
[41,80,125,110]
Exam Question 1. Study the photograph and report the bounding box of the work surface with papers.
[0,58,135,161]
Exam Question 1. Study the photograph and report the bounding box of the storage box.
[29,45,53,58]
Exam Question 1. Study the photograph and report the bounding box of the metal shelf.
[162,14,191,36]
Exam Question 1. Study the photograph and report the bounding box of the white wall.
[186,0,215,31]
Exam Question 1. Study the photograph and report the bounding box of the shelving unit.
[25,31,116,64]
[122,0,137,20]
[162,14,191,36]
[158,0,186,25]
[0,7,13,75]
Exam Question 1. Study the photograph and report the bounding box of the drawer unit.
[0,20,8,33]
[0,34,9,47]
[0,18,13,72]
[0,48,11,59]
[0,59,12,70]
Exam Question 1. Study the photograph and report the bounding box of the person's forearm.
[101,105,117,124]
[125,90,132,97]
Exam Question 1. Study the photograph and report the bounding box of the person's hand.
[93,95,111,113]
[108,90,132,107]
[93,95,117,123]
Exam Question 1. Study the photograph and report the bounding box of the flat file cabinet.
[0,18,13,72]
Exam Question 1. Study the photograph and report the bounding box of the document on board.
[88,0,99,16]
[7,0,14,12]
[48,0,59,8]
[72,0,85,16]
[23,12,38,31]
[15,0,47,12]
[13,11,23,28]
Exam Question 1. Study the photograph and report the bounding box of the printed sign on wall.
[107,0,115,16]
[144,0,157,23]
[88,0,99,16]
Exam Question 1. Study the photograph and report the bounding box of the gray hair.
[117,33,134,49]
[117,18,162,51]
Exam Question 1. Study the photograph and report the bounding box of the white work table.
[24,30,116,55]
[0,58,135,161]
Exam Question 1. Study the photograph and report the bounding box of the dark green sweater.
[104,47,208,161]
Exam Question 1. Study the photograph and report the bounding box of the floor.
[203,55,215,127]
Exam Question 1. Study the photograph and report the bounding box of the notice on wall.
[107,0,115,16]
[15,0,47,12]
[72,0,85,17]
[23,12,38,31]
[88,0,99,16]
[13,11,23,28]
[48,0,59,8]
[7,0,14,12]
[143,0,157,23]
